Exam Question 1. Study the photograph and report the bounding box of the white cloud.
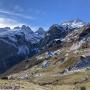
[0,17,38,31]
[0,9,35,20]
[0,17,24,28]
[0,8,47,31]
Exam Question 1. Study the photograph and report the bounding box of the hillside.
[0,20,90,90]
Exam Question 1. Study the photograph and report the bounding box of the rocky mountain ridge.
[0,19,89,79]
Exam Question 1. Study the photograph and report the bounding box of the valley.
[0,19,90,90]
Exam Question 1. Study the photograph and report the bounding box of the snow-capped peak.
[61,19,87,29]
[0,25,44,44]
[49,24,64,31]
[13,25,34,34]
[35,27,45,35]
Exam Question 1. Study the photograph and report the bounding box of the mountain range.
[0,19,90,86]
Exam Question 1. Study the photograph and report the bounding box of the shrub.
[80,86,86,90]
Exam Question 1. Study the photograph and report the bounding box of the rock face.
[0,27,10,33]
[0,39,18,73]
[40,24,66,49]
[40,20,87,49]
[21,25,34,34]
[74,56,90,69]
[0,33,29,73]
[35,27,45,36]
[0,25,42,74]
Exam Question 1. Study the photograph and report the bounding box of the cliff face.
[0,26,41,74]
[0,32,27,73]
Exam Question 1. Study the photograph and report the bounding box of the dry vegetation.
[0,79,90,90]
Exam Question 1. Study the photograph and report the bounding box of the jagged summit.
[14,26,21,30]
[49,24,63,31]
[35,27,45,35]
[13,25,34,34]
[61,19,87,29]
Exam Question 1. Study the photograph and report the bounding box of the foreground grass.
[0,80,90,90]
[0,80,74,90]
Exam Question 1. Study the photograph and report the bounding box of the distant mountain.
[61,19,87,29]
[0,27,10,33]
[14,26,21,30]
[39,24,66,49]
[21,25,34,34]
[35,27,45,39]
[13,25,43,43]
[40,19,88,49]
[35,27,45,35]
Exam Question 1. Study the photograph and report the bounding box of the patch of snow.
[0,27,42,44]
[54,39,61,41]
[54,50,61,55]
[34,73,42,77]
[61,38,65,41]
[36,56,43,60]
[63,68,87,76]
[46,51,55,57]
[41,60,49,68]
[65,53,69,57]
[61,19,86,29]
[70,39,85,51]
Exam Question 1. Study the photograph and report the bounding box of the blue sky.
[0,0,90,31]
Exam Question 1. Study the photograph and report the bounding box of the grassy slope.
[0,80,90,90]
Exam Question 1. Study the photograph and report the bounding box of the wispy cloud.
[0,17,24,28]
[0,9,35,20]
[0,17,39,31]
